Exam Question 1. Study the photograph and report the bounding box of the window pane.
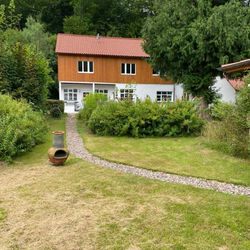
[84,61,88,72]
[69,89,72,92]
[121,63,125,74]
[74,94,77,101]
[64,89,68,92]
[78,61,82,72]
[104,90,108,94]
[127,63,130,74]
[120,89,124,93]
[69,93,72,100]
[89,61,93,72]
[74,89,77,92]
[132,64,135,74]
[64,93,68,100]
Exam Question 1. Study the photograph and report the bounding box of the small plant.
[46,99,64,118]
[50,106,62,118]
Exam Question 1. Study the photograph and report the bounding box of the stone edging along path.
[66,114,250,197]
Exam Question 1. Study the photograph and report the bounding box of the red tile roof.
[56,33,149,58]
[224,75,245,90]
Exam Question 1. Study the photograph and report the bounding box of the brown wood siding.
[58,54,172,84]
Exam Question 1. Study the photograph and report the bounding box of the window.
[78,61,94,73]
[120,89,134,100]
[152,69,160,76]
[83,92,90,99]
[121,63,136,75]
[156,91,173,102]
[95,89,108,95]
[64,89,78,101]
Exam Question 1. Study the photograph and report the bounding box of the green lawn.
[78,121,250,186]
[0,117,249,249]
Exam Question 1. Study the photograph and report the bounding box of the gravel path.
[66,114,250,197]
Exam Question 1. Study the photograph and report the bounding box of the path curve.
[66,114,250,197]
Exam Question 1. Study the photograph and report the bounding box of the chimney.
[96,33,100,40]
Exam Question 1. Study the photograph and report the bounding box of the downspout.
[173,83,176,102]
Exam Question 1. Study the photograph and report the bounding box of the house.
[55,33,183,113]
[215,59,250,103]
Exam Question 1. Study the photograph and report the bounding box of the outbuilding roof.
[217,59,250,71]
[56,33,149,58]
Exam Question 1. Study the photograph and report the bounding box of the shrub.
[203,82,250,158]
[0,42,53,111]
[0,94,48,162]
[87,99,204,137]
[46,99,64,118]
[78,93,108,121]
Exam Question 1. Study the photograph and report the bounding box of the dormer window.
[78,61,94,73]
[121,63,136,75]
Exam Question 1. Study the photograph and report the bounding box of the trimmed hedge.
[85,98,204,137]
[0,94,48,162]
[46,99,64,117]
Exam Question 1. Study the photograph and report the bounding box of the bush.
[78,93,108,121]
[86,99,204,137]
[203,83,250,158]
[46,99,64,118]
[0,94,48,162]
[0,42,53,111]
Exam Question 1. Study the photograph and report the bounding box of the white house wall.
[115,83,183,101]
[213,76,236,103]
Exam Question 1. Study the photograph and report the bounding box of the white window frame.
[95,89,108,95]
[78,61,94,74]
[64,88,78,101]
[121,63,136,75]
[156,91,173,102]
[120,89,134,100]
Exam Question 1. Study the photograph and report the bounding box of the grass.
[78,121,250,186]
[0,117,249,249]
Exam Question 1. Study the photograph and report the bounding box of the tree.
[142,0,250,105]
[63,0,154,37]
[0,42,52,110]
[0,0,21,30]
[22,16,53,58]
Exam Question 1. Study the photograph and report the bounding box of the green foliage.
[46,99,64,118]
[63,0,154,37]
[0,0,21,31]
[204,82,250,158]
[209,100,235,120]
[22,16,54,58]
[0,207,7,222]
[0,42,52,110]
[78,93,108,121]
[142,0,250,104]
[85,99,204,137]
[0,94,48,162]
[50,106,62,118]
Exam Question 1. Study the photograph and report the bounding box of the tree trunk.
[199,97,209,119]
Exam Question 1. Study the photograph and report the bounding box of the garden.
[0,0,249,249]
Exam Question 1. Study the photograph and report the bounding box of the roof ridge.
[57,33,143,41]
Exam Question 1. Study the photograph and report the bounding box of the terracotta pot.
[48,131,69,165]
